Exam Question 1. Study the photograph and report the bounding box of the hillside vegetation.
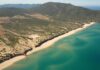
[0,2,100,63]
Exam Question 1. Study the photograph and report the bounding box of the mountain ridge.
[0,4,39,9]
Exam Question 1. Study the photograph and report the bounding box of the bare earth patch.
[27,13,50,21]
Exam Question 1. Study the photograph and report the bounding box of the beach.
[0,22,95,70]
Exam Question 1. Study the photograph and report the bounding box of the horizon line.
[0,2,99,6]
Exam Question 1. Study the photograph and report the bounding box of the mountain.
[0,8,29,17]
[0,4,39,9]
[31,2,100,22]
[0,2,99,22]
[0,2,100,63]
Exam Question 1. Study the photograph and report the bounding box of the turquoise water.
[4,23,100,70]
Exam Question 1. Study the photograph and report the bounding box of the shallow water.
[4,23,100,70]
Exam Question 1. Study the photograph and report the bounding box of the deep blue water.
[4,23,100,70]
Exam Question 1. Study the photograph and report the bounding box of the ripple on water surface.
[4,23,100,70]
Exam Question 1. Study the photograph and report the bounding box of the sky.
[0,0,99,6]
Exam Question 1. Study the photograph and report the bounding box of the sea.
[4,23,100,70]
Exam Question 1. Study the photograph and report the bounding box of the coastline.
[0,22,95,70]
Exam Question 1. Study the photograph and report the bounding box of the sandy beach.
[0,22,95,70]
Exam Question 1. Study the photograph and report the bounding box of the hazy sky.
[0,0,99,6]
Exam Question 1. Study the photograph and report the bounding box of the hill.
[0,8,29,17]
[31,2,100,22]
[0,4,39,9]
[0,2,100,63]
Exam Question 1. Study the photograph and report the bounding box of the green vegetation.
[0,2,99,63]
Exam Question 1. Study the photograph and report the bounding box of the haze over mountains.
[84,6,100,10]
[0,4,39,9]
[0,3,100,10]
[0,2,100,63]
[0,2,100,22]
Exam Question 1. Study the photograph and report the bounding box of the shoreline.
[0,22,95,70]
